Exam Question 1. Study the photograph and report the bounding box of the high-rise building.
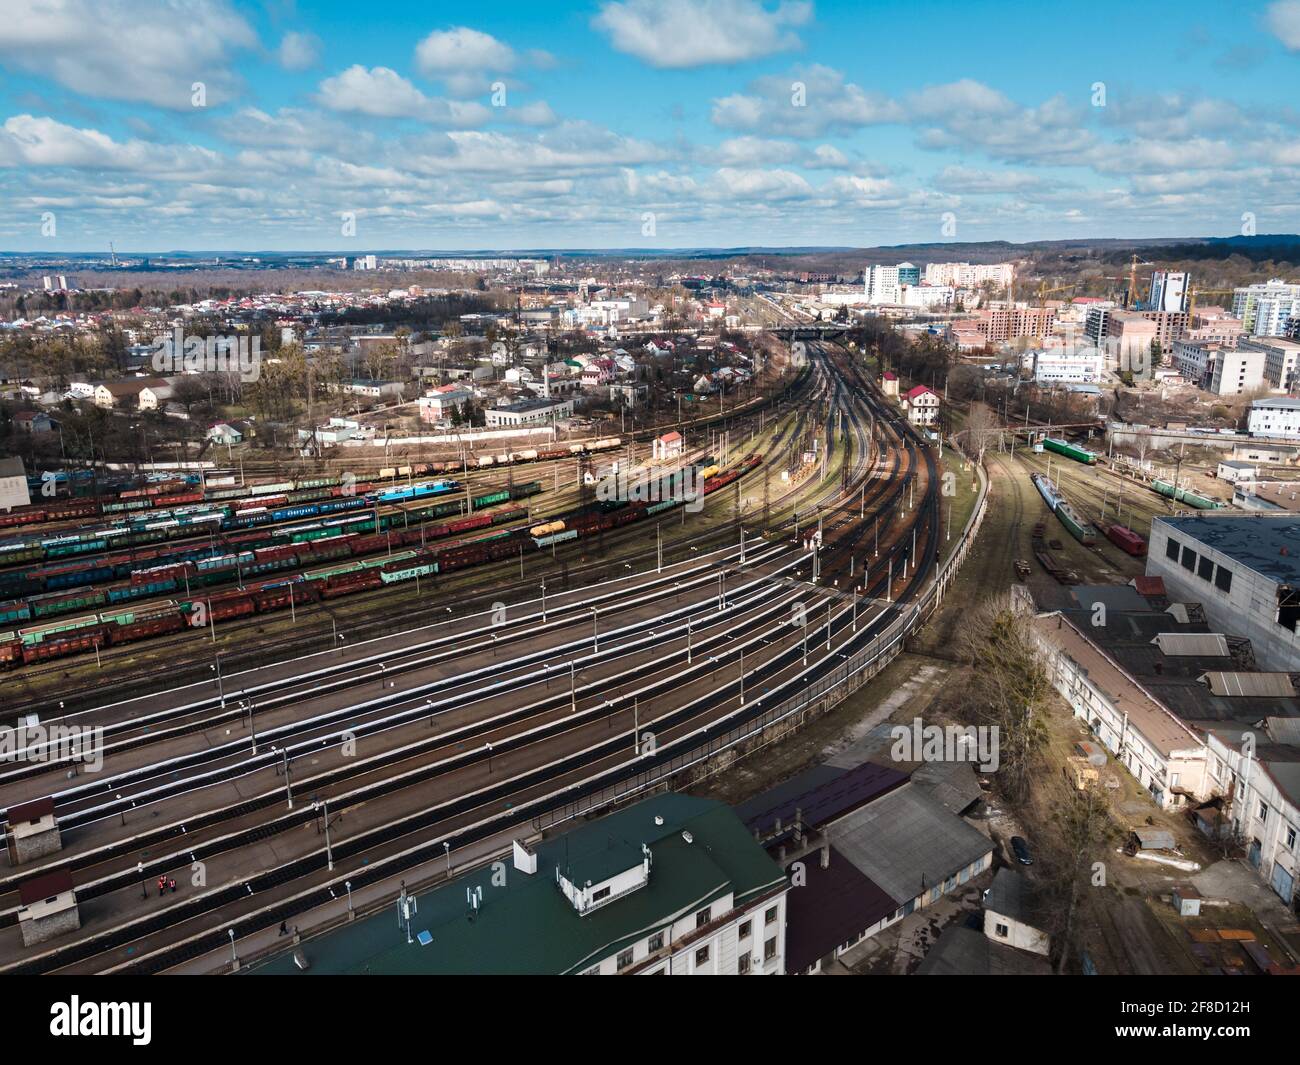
[863,264,900,305]
[1232,279,1300,334]
[923,261,1014,289]
[896,262,920,287]
[1253,296,1300,338]
[1240,337,1300,392]
[1147,271,1189,313]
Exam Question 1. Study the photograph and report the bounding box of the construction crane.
[1187,286,1236,319]
[1035,281,1076,308]
[1127,254,1154,310]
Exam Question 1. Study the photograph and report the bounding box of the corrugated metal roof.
[737,760,908,836]
[1265,717,1300,744]
[1153,632,1229,657]
[1201,672,1297,698]
[827,784,992,906]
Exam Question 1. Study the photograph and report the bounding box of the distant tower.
[1148,271,1189,313]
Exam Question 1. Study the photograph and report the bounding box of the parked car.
[1011,836,1033,866]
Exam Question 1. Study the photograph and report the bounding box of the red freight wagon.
[112,613,184,645]
[22,625,113,664]
[296,540,354,566]
[320,569,383,598]
[154,492,204,507]
[44,501,101,519]
[1104,524,1147,557]
[132,562,193,584]
[347,534,390,555]
[447,514,492,535]
[206,595,255,621]
[254,544,299,562]
[251,587,298,612]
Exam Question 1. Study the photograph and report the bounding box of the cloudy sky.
[2,0,1299,251]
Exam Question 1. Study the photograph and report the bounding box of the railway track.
[0,344,942,975]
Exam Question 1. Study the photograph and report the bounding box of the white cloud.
[0,114,221,175]
[933,165,1044,193]
[278,31,322,71]
[415,27,518,75]
[594,0,812,69]
[0,0,256,109]
[712,65,903,136]
[907,79,1017,119]
[702,136,802,166]
[1266,0,1300,50]
[316,66,490,126]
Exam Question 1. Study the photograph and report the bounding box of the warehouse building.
[1205,716,1300,909]
[484,397,574,428]
[738,760,994,974]
[1146,515,1300,673]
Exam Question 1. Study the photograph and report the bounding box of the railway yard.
[0,341,951,974]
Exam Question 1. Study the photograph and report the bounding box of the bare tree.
[963,400,999,466]
[958,596,1053,802]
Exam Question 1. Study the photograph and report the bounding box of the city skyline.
[2,0,1300,251]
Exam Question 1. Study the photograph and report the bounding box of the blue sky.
[1,0,1299,251]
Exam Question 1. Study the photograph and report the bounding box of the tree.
[963,401,998,466]
[1045,781,1116,973]
[958,597,1053,802]
[171,376,210,418]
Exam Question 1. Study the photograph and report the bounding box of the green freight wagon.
[1151,480,1223,510]
[1042,437,1098,465]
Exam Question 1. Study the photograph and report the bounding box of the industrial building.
[484,397,574,427]
[1205,717,1300,908]
[1146,515,1300,673]
[738,760,993,975]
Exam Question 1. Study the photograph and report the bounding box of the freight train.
[1031,473,1099,546]
[1041,437,1098,466]
[1150,479,1223,510]
[0,454,761,670]
[1100,523,1148,557]
[0,478,550,578]
[0,483,545,620]
[0,438,625,533]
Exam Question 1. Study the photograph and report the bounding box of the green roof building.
[254,793,789,976]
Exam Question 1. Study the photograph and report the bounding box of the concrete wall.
[1147,521,1300,673]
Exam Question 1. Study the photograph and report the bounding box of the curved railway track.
[0,343,943,976]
